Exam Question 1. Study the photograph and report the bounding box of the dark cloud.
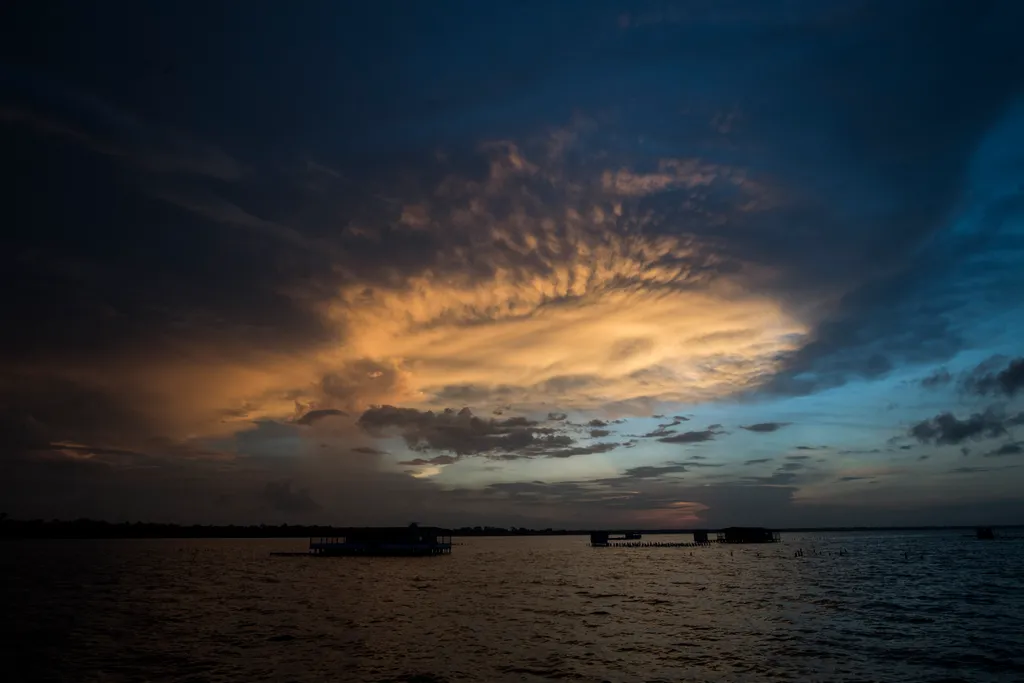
[590,429,611,438]
[947,466,1012,475]
[909,408,1008,445]
[351,446,387,455]
[744,458,773,465]
[295,409,347,426]
[619,463,689,480]
[963,357,1024,398]
[359,406,529,453]
[547,412,567,421]
[640,419,684,438]
[398,455,458,467]
[984,442,1022,458]
[741,422,790,433]
[260,480,321,514]
[658,429,718,444]
[920,367,953,389]
[837,476,869,482]
[357,405,610,460]
[587,419,609,427]
[786,454,812,461]
[543,442,620,459]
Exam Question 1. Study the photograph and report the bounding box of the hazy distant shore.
[1,517,1020,539]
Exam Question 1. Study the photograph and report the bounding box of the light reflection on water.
[2,532,1023,682]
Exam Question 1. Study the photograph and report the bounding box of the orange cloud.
[327,277,804,411]
[8,137,807,458]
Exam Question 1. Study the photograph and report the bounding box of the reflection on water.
[2,532,1023,682]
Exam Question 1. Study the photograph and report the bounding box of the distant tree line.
[0,514,1012,539]
[0,516,589,539]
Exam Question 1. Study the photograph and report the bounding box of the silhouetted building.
[624,532,642,540]
[693,530,709,544]
[717,527,780,543]
[590,531,610,546]
[976,526,995,540]
[309,526,452,556]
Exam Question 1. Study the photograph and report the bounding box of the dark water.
[2,532,1023,682]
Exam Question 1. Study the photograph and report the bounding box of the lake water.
[2,532,1023,682]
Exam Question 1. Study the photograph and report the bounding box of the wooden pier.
[596,540,714,548]
[590,527,781,547]
[270,525,452,557]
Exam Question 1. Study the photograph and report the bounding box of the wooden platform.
[591,541,716,548]
[309,541,451,556]
[271,529,454,557]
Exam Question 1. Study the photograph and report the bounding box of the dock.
[599,540,710,548]
[270,525,452,557]
[589,527,781,547]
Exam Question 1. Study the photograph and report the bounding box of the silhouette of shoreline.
[1,516,1021,539]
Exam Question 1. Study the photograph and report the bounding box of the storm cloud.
[357,406,591,459]
[2,1,1024,527]
[658,428,722,444]
[295,409,348,426]
[963,357,1024,398]
[984,442,1023,458]
[741,422,790,434]
[909,409,1008,445]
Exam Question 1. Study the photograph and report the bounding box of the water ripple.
[1,533,1023,682]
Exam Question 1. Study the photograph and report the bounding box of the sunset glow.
[3,1,1024,528]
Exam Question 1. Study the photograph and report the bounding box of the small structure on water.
[717,527,780,544]
[976,527,995,540]
[589,531,642,546]
[589,526,781,548]
[306,525,452,556]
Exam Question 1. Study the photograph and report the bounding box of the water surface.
[2,532,1022,682]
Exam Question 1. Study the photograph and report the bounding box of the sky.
[3,0,1024,528]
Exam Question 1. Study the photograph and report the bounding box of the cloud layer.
[3,0,1024,526]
